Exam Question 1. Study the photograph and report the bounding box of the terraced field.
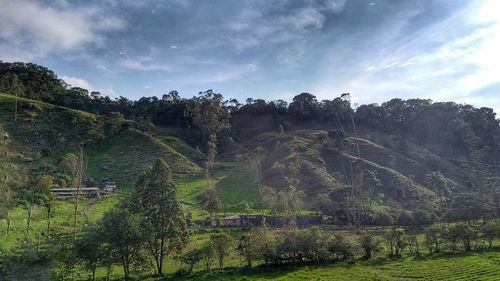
[174,250,500,281]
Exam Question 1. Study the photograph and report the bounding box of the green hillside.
[86,128,200,191]
[176,250,500,281]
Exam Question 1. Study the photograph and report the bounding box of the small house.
[102,178,117,193]
[220,215,241,227]
[50,187,101,200]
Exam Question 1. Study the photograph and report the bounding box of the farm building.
[220,215,241,227]
[102,178,117,192]
[50,187,101,200]
[211,215,323,228]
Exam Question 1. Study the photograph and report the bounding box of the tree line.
[2,62,498,160]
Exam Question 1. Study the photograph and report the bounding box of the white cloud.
[60,75,94,91]
[313,0,500,114]
[0,0,124,61]
[119,57,174,72]
[226,0,346,50]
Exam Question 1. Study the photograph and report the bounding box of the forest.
[0,61,499,281]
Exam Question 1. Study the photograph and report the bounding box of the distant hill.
[0,93,200,193]
[1,61,499,224]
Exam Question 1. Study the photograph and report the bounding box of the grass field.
[165,250,500,281]
[86,128,200,191]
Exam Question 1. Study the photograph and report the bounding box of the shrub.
[357,231,381,259]
[480,223,500,248]
[373,212,394,226]
[424,225,443,253]
[397,211,414,226]
[328,233,353,260]
[413,209,431,225]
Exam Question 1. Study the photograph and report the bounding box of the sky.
[0,0,499,114]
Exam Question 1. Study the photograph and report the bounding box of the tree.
[328,233,353,260]
[75,226,105,281]
[18,187,38,238]
[248,227,278,266]
[397,211,414,226]
[413,209,432,226]
[424,225,443,253]
[210,232,233,269]
[205,133,217,189]
[189,89,230,145]
[237,234,253,267]
[201,187,221,218]
[37,175,55,235]
[357,231,380,259]
[447,224,478,251]
[134,159,189,275]
[99,207,146,280]
[384,228,406,257]
[236,146,265,190]
[480,223,499,248]
[0,176,13,235]
[104,112,124,136]
[200,241,216,272]
[61,147,85,240]
[288,92,319,121]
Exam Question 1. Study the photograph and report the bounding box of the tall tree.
[134,159,189,275]
[200,187,221,218]
[61,146,85,240]
[189,89,230,145]
[99,207,145,280]
[37,175,55,235]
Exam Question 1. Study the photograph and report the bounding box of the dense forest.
[1,61,500,280]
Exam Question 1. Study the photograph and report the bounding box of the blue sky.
[1,0,499,113]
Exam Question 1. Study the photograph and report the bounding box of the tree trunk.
[122,259,129,281]
[73,188,80,240]
[47,204,52,235]
[73,144,84,240]
[14,91,18,121]
[36,232,41,252]
[26,204,33,238]
[158,238,165,275]
[6,213,11,235]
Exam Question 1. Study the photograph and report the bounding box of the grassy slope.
[174,250,500,281]
[86,128,201,191]
[215,162,261,208]
[236,128,443,210]
[0,197,120,249]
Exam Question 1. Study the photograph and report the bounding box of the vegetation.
[1,62,500,280]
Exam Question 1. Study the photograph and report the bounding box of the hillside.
[1,90,498,217]
[0,93,201,193]
[229,111,499,220]
[86,128,201,190]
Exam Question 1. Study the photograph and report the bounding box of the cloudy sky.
[1,0,499,113]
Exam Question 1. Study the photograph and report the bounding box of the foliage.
[210,232,233,269]
[133,158,189,275]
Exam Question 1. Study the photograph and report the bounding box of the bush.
[397,211,414,226]
[328,233,353,260]
[424,225,443,253]
[480,223,500,248]
[446,224,478,252]
[357,231,381,259]
[384,228,406,257]
[373,212,394,226]
[413,209,431,225]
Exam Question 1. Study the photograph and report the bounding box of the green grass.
[215,162,261,208]
[165,250,500,281]
[86,128,200,191]
[0,197,120,250]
